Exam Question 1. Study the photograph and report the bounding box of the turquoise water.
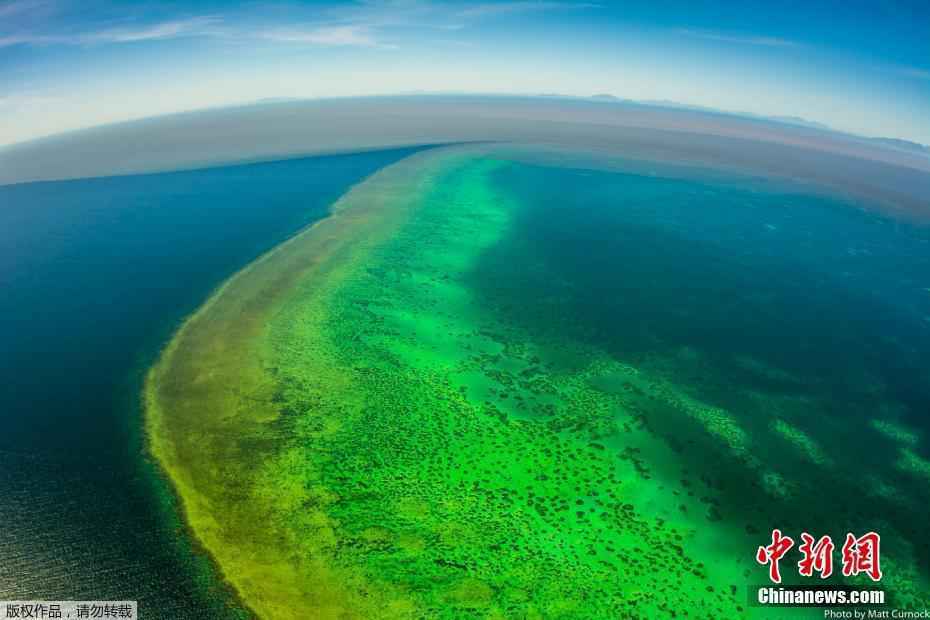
[0,147,425,617]
[468,160,930,603]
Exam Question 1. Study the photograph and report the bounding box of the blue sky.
[1,0,929,146]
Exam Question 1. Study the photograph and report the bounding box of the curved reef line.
[146,142,930,619]
[144,146,472,618]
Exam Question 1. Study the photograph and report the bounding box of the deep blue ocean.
[0,147,422,617]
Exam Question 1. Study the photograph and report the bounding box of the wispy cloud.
[676,28,800,48]
[259,25,393,48]
[83,17,221,44]
[0,16,221,47]
[0,0,601,51]
[298,0,600,42]
[306,1,602,46]
[457,1,601,19]
[0,14,394,50]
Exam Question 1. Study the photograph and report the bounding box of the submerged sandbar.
[146,147,473,617]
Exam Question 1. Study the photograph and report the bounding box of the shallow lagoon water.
[0,147,424,617]
[148,145,930,617]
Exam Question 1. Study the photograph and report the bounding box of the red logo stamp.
[756,530,881,583]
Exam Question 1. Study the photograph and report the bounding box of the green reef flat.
[147,145,930,618]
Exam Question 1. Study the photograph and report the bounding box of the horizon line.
[2,91,928,153]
